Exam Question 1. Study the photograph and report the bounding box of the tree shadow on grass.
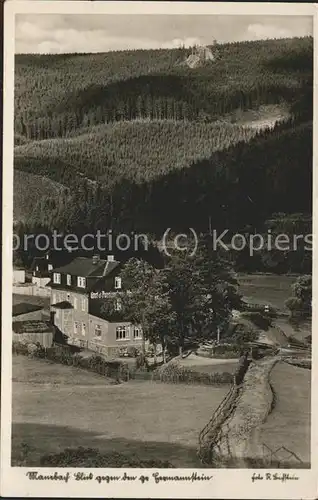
[13,422,311,469]
[12,422,204,468]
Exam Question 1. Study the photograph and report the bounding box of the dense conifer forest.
[15,121,259,186]
[15,37,312,138]
[14,36,313,272]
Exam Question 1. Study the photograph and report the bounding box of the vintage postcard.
[1,1,317,498]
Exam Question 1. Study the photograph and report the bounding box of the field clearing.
[228,104,290,130]
[238,273,296,311]
[12,356,230,467]
[258,361,311,466]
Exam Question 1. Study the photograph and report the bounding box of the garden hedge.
[12,341,130,382]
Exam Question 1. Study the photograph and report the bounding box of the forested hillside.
[13,170,64,223]
[15,37,312,138]
[14,36,313,272]
[15,121,259,186]
[23,119,311,234]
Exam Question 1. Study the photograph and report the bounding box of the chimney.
[107,255,114,262]
[92,255,100,265]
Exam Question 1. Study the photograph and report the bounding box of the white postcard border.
[1,2,317,498]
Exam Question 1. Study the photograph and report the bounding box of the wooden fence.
[198,384,239,464]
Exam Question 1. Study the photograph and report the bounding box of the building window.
[95,325,102,337]
[82,298,86,312]
[74,322,78,335]
[114,277,122,290]
[73,297,77,310]
[133,327,142,340]
[115,299,122,311]
[67,274,71,286]
[48,264,53,271]
[36,265,39,271]
[82,323,86,336]
[77,276,86,288]
[116,325,129,340]
[53,272,61,284]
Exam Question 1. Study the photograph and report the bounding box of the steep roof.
[53,257,120,277]
[12,303,43,317]
[13,320,53,334]
[51,301,73,309]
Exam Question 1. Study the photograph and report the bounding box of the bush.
[213,344,241,356]
[126,346,139,358]
[118,361,130,381]
[12,341,129,382]
[12,341,29,356]
[46,345,73,364]
[231,324,258,345]
[240,311,272,330]
[197,349,239,359]
[135,352,150,370]
[152,361,233,385]
[40,447,174,468]
[197,343,241,359]
[285,297,304,315]
[286,275,312,318]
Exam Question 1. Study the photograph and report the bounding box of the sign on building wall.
[90,291,109,299]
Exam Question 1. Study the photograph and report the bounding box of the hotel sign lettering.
[90,291,108,299]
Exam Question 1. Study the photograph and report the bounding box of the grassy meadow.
[12,355,230,467]
[238,273,296,311]
[258,361,311,466]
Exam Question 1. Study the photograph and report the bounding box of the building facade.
[48,255,145,356]
[31,253,54,288]
[13,268,25,284]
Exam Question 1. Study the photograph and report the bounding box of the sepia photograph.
[1,2,317,498]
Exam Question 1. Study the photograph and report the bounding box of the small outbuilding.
[12,302,45,322]
[12,320,55,348]
[13,268,26,284]
[31,254,53,288]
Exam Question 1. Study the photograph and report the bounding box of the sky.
[15,14,313,54]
